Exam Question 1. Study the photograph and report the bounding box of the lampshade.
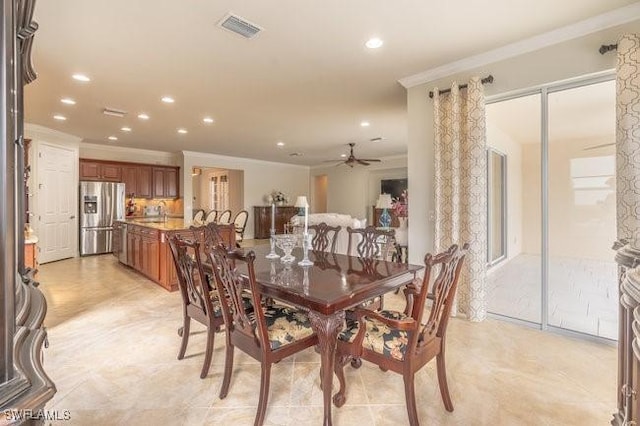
[294,196,309,208]
[376,193,393,209]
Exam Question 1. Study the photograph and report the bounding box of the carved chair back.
[347,226,395,260]
[168,235,216,323]
[309,222,341,253]
[409,243,468,346]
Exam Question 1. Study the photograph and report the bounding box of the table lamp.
[376,194,393,228]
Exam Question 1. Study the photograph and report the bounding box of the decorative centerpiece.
[392,189,408,228]
[273,233,298,263]
[265,190,289,206]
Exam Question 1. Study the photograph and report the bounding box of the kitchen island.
[114,218,235,291]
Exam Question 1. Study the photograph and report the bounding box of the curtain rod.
[599,44,618,54]
[428,75,494,99]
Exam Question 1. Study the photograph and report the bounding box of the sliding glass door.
[486,93,542,324]
[486,76,617,340]
[547,80,617,338]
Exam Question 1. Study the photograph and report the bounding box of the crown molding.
[25,123,82,144]
[81,141,176,160]
[398,3,640,89]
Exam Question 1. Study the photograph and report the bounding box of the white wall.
[182,151,310,239]
[310,156,407,222]
[405,20,639,265]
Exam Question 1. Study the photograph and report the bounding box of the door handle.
[70,215,76,219]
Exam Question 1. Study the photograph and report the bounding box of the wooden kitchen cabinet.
[80,159,122,181]
[122,165,153,198]
[152,167,179,199]
[253,205,297,239]
[81,158,177,199]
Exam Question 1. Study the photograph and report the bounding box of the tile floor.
[40,253,617,425]
[487,254,618,339]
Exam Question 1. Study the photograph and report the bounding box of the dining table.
[234,244,423,426]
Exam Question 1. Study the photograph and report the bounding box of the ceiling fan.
[326,143,382,167]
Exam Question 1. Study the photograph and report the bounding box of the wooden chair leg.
[219,340,234,399]
[177,316,190,360]
[332,354,350,407]
[200,326,215,379]
[436,352,454,412]
[403,373,419,426]
[255,362,272,426]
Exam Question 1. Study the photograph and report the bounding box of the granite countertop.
[121,218,189,231]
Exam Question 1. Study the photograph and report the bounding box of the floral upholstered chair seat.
[257,305,314,350]
[338,310,410,361]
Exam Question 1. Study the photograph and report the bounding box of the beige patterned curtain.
[616,34,640,249]
[433,77,487,322]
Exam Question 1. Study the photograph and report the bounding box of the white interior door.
[37,143,76,263]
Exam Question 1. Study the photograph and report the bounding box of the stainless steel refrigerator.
[80,181,125,256]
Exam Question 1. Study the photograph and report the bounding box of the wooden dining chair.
[232,210,249,243]
[346,225,396,260]
[346,226,396,311]
[168,235,224,379]
[204,209,218,224]
[309,222,341,253]
[217,209,232,224]
[333,243,468,426]
[207,246,318,426]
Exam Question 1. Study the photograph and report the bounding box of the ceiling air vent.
[218,13,263,39]
[103,108,127,118]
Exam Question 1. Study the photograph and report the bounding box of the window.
[487,148,507,266]
[209,173,229,211]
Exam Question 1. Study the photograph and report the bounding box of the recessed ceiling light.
[161,96,175,104]
[53,114,67,121]
[121,126,132,132]
[108,136,118,141]
[60,98,76,105]
[137,113,149,120]
[72,73,90,82]
[203,117,214,124]
[365,38,383,49]
[177,128,188,134]
[360,121,370,127]
[276,141,285,147]
[341,154,347,158]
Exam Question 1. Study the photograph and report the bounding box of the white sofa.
[290,213,366,255]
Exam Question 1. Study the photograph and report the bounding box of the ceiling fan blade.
[357,160,370,166]
[323,159,345,162]
[583,143,615,151]
[358,158,381,162]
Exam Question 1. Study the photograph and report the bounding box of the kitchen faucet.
[158,200,168,222]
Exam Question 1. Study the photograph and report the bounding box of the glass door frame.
[486,70,616,339]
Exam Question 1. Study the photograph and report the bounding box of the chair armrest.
[351,307,418,332]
